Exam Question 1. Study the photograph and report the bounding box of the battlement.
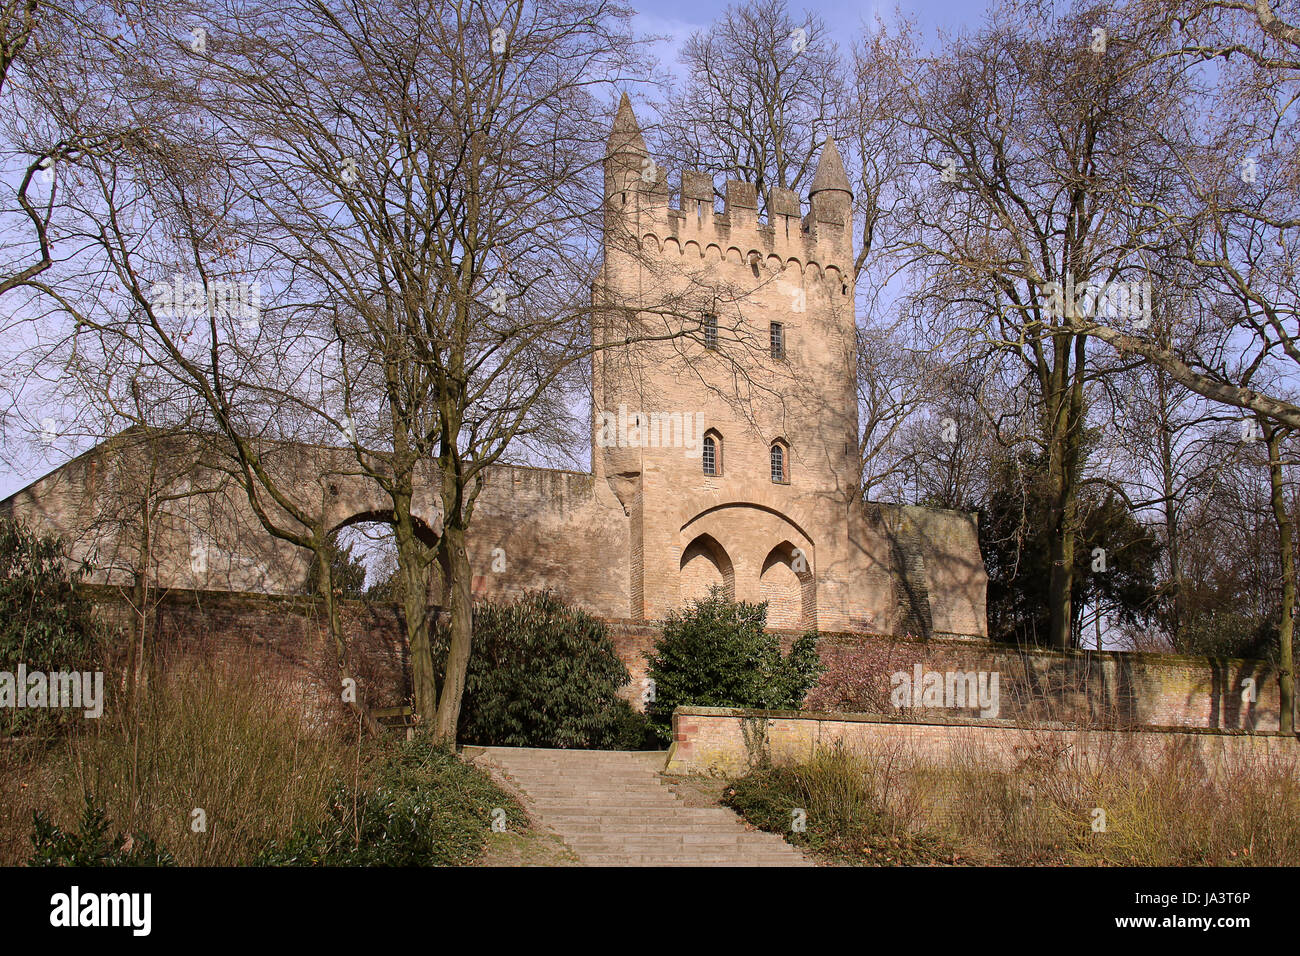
[605,94,854,275]
[610,166,853,278]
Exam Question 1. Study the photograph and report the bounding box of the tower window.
[702,429,722,476]
[703,314,718,350]
[770,441,789,484]
[770,321,785,360]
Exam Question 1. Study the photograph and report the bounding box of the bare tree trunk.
[313,541,382,737]
[390,488,438,724]
[400,546,436,723]
[1265,423,1295,734]
[433,522,472,745]
[1048,525,1075,650]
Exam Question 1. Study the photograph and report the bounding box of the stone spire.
[608,92,648,159]
[808,136,852,198]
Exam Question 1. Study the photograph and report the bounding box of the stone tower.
[592,94,865,629]
[1,94,987,644]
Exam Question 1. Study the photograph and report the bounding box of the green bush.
[28,795,174,867]
[0,518,102,735]
[255,735,523,866]
[435,592,638,749]
[604,698,660,750]
[643,587,823,744]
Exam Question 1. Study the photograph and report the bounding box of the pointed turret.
[605,92,664,233]
[807,136,852,244]
[809,136,852,199]
[608,92,648,160]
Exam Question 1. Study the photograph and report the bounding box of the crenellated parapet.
[613,169,853,283]
[604,94,855,282]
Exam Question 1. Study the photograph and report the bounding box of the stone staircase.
[470,747,812,867]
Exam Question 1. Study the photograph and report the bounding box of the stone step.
[556,832,766,843]
[585,861,804,867]
[514,789,679,799]
[496,780,665,785]
[499,770,665,780]
[476,749,665,764]
[579,854,810,866]
[471,747,812,867]
[538,807,739,817]
[549,823,749,835]
[498,760,661,766]
[523,798,686,809]
[513,788,670,798]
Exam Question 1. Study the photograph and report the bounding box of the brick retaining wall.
[664,706,1300,776]
[86,587,1294,735]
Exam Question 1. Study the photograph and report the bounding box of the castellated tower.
[592,93,869,630]
[1,93,984,646]
[0,93,986,653]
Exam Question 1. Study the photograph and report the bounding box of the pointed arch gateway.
[674,504,817,627]
[760,540,816,629]
[679,532,735,605]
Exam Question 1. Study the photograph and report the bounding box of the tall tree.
[656,0,849,216]
[871,1,1187,647]
[10,0,715,744]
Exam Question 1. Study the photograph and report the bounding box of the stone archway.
[679,532,735,605]
[321,508,442,598]
[760,541,816,629]
[672,504,816,627]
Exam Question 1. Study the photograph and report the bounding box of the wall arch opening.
[760,540,815,628]
[679,532,735,606]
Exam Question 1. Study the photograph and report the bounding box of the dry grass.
[727,735,1300,866]
[1,654,355,865]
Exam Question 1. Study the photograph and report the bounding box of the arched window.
[702,430,722,476]
[770,441,789,484]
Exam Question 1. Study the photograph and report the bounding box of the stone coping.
[671,706,1300,740]
[805,629,1273,670]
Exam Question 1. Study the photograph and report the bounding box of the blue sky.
[633,0,979,43]
[631,0,1005,68]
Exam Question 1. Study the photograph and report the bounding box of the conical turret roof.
[809,136,851,196]
[608,92,648,158]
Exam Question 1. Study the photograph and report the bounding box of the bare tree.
[655,0,849,216]
[866,1,1189,648]
[9,0,731,744]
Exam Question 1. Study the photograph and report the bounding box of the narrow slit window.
[770,321,785,359]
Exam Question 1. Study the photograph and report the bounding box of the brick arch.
[679,532,735,606]
[678,500,814,551]
[760,541,816,629]
[676,503,815,617]
[328,508,440,548]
